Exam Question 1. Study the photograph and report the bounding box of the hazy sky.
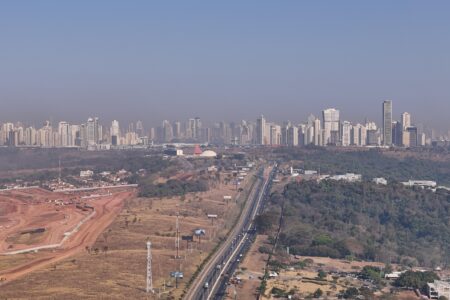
[1,1,450,129]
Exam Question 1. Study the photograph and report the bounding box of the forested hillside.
[264,180,450,267]
[275,147,450,185]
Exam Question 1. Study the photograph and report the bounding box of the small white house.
[373,177,388,185]
[80,170,94,178]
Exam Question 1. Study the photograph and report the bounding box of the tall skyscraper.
[194,117,202,140]
[313,118,322,146]
[110,120,120,146]
[382,100,393,146]
[173,121,181,139]
[341,121,352,146]
[407,126,418,147]
[322,108,340,145]
[162,120,173,142]
[136,120,144,137]
[287,125,298,146]
[86,118,96,145]
[256,115,266,145]
[58,121,70,147]
[401,112,411,130]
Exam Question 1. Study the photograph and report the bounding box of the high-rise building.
[110,120,120,146]
[269,124,281,145]
[359,125,367,146]
[58,121,70,147]
[341,121,352,146]
[298,124,306,146]
[24,127,36,146]
[407,126,418,147]
[313,118,322,146]
[322,108,340,145]
[86,117,100,146]
[148,127,156,141]
[256,115,266,145]
[70,125,80,146]
[351,124,363,146]
[136,120,144,137]
[393,121,403,146]
[173,121,181,139]
[287,125,298,146]
[162,120,173,142]
[401,112,411,130]
[1,123,14,145]
[194,117,202,140]
[382,100,393,146]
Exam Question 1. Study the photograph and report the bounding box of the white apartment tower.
[322,108,340,145]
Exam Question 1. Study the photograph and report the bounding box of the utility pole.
[146,241,153,294]
[175,212,180,259]
[58,157,62,185]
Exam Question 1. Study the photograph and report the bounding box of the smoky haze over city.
[3,2,450,300]
[1,1,450,130]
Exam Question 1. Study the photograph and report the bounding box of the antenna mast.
[146,241,153,293]
[58,157,61,184]
[175,212,180,259]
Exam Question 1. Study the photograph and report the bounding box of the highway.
[184,164,276,300]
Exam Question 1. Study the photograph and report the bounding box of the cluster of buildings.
[255,101,427,147]
[0,100,444,149]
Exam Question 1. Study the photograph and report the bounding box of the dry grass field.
[0,173,256,299]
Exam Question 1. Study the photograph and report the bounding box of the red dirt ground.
[0,187,135,284]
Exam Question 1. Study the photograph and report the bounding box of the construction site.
[0,186,135,285]
[0,163,257,299]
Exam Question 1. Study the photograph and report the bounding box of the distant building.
[382,100,393,146]
[406,126,418,147]
[402,180,437,189]
[110,120,120,146]
[341,121,352,146]
[367,129,379,146]
[314,118,322,146]
[427,281,450,300]
[328,173,362,182]
[322,108,340,145]
[80,170,94,178]
[373,177,388,185]
[256,115,266,145]
[164,148,183,156]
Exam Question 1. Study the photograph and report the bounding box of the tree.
[384,263,393,274]
[394,271,439,291]
[360,266,382,284]
[313,288,323,298]
[343,287,359,299]
[317,270,327,280]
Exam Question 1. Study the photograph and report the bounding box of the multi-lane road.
[185,164,277,300]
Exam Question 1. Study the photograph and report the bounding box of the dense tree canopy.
[272,180,450,267]
[139,178,209,198]
[276,147,450,185]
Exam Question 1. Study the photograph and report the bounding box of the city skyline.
[1,100,445,148]
[1,1,450,130]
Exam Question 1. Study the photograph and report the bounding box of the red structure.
[193,144,202,155]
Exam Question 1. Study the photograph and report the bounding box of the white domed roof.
[200,150,217,157]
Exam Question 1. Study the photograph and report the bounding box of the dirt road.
[0,190,134,285]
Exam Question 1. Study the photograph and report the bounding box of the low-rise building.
[402,180,437,189]
[427,280,450,299]
[384,271,404,279]
[328,173,362,183]
[373,177,388,185]
[80,170,94,178]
